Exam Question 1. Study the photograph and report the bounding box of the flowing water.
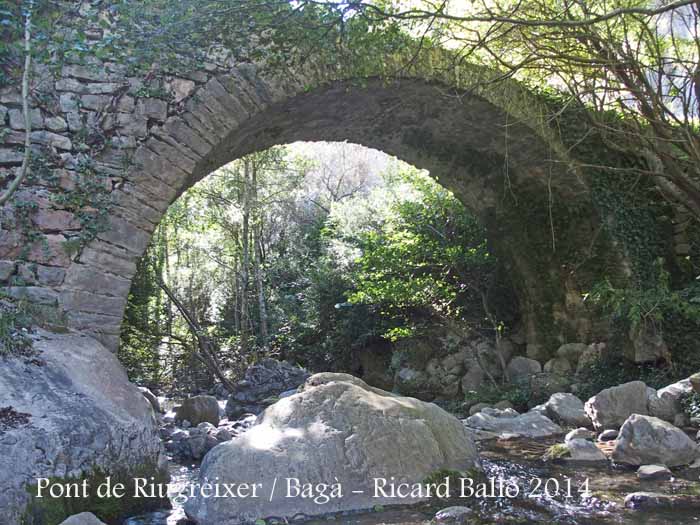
[125,402,700,525]
[124,434,700,525]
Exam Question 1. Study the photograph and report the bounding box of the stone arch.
[44,66,604,357]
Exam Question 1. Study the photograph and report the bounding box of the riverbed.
[124,428,700,525]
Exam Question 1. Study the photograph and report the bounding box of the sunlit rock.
[185,373,480,524]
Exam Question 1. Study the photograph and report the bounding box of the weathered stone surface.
[63,265,131,297]
[59,513,107,525]
[627,324,668,363]
[545,393,591,428]
[62,63,121,82]
[186,373,480,524]
[4,286,58,305]
[60,290,126,317]
[465,409,563,438]
[529,372,571,403]
[599,429,619,441]
[97,216,152,255]
[612,414,699,467]
[0,260,14,281]
[637,464,672,481]
[32,209,80,232]
[506,356,542,384]
[566,438,607,462]
[565,427,596,442]
[45,115,68,132]
[0,149,24,166]
[584,381,653,430]
[137,98,168,121]
[175,395,220,426]
[139,386,161,413]
[544,357,572,375]
[30,130,72,150]
[575,344,604,375]
[8,108,43,130]
[394,366,432,399]
[649,378,693,422]
[0,331,166,525]
[78,245,137,279]
[460,364,486,393]
[556,342,588,365]
[225,358,310,418]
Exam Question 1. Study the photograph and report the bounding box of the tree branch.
[0,0,33,207]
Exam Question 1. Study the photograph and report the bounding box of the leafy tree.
[340,168,497,340]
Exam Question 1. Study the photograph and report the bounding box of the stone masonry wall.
[0,17,610,354]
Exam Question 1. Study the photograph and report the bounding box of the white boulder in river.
[612,414,699,467]
[185,373,481,524]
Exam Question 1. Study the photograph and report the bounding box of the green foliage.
[345,170,494,338]
[543,443,570,462]
[588,259,700,329]
[119,245,168,388]
[574,352,677,402]
[0,298,32,356]
[680,391,700,421]
[464,383,531,412]
[422,468,465,489]
[21,464,167,525]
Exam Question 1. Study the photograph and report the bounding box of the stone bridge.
[0,40,616,359]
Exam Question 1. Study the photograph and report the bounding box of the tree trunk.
[240,160,251,353]
[157,278,236,392]
[254,226,269,345]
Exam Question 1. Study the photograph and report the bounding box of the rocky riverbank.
[51,357,700,525]
[0,331,167,525]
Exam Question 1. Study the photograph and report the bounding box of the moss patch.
[21,463,169,525]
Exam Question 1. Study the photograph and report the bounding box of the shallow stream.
[124,429,700,525]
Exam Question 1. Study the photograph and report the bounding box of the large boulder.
[59,513,106,525]
[225,358,309,418]
[528,372,571,405]
[175,395,220,426]
[627,323,668,364]
[543,357,572,376]
[556,343,588,366]
[575,343,606,375]
[544,393,591,428]
[584,381,654,430]
[612,414,700,467]
[0,331,167,525]
[460,363,486,393]
[464,408,563,438]
[648,378,693,422]
[506,356,541,384]
[185,373,480,524]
